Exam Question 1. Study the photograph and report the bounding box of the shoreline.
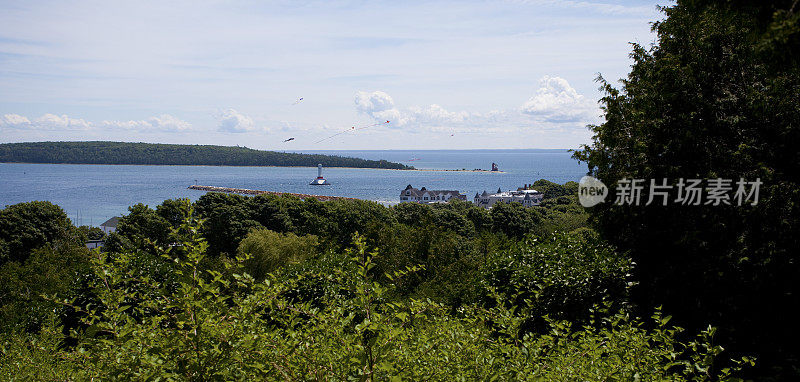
[1,162,505,172]
[0,162,412,170]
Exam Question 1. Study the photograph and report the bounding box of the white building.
[473,187,543,209]
[100,216,120,234]
[400,185,467,204]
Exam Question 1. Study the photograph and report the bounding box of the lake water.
[0,149,587,226]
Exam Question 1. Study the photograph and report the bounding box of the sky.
[0,0,667,150]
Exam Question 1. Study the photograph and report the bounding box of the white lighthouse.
[309,163,330,185]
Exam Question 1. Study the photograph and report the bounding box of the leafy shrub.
[0,243,91,332]
[483,232,632,332]
[237,228,319,281]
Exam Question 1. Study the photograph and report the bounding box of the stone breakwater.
[188,185,358,201]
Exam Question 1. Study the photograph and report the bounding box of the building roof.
[401,185,464,198]
[100,216,121,228]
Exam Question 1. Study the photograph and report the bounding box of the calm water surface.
[0,149,587,226]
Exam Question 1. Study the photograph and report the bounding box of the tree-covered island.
[0,141,412,169]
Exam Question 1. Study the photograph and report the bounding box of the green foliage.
[77,226,104,241]
[483,233,632,332]
[195,192,398,257]
[182,188,590,309]
[573,1,800,377]
[316,199,396,244]
[0,141,412,169]
[0,316,89,380]
[489,201,543,238]
[532,179,579,200]
[237,228,319,281]
[0,219,749,380]
[0,243,91,332]
[156,198,193,228]
[248,193,300,233]
[429,200,481,237]
[393,201,435,226]
[195,193,261,256]
[0,201,77,265]
[103,203,172,254]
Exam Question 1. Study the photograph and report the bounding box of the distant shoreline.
[0,141,412,170]
[1,162,508,172]
[0,162,412,170]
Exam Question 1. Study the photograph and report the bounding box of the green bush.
[237,228,319,281]
[0,243,91,333]
[483,233,632,332]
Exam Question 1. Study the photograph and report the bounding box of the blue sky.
[0,0,666,150]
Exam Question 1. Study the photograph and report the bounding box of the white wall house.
[400,185,467,204]
[473,187,543,209]
[100,216,121,234]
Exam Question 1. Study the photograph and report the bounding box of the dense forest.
[0,141,412,169]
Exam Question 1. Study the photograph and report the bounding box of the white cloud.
[355,91,395,115]
[102,114,191,131]
[1,114,31,126]
[355,76,599,132]
[521,76,598,122]
[0,113,92,130]
[1,113,193,133]
[217,109,260,133]
[354,91,403,126]
[355,91,488,130]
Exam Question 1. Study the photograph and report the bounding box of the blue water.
[0,149,587,226]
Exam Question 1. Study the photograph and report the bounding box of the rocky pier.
[188,185,357,201]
